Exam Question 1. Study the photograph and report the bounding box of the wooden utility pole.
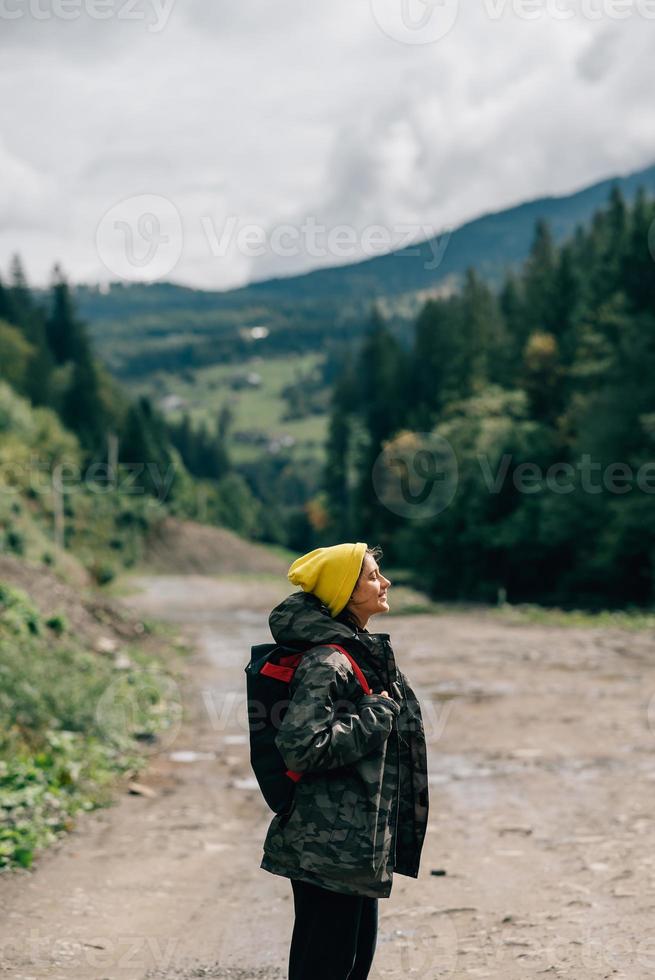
[52,463,65,551]
[108,431,119,489]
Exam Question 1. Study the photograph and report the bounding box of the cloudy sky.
[1,0,654,291]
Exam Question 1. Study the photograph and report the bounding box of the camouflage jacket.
[259,590,429,898]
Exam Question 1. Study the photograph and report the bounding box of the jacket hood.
[269,589,390,649]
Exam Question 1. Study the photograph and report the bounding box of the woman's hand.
[275,652,401,772]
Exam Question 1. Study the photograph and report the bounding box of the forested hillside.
[0,260,263,583]
[320,186,655,608]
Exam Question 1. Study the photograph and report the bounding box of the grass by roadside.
[491,601,655,631]
[0,580,187,872]
[389,593,655,631]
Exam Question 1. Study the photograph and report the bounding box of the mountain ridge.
[79,158,655,306]
[69,158,655,378]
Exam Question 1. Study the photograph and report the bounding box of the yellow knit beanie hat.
[287,542,368,617]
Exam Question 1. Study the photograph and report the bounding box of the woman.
[260,541,429,980]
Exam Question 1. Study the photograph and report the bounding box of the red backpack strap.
[324,643,372,695]
[280,643,371,787]
[260,645,371,693]
[260,650,303,684]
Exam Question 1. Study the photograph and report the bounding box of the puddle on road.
[233,608,269,625]
[429,754,498,783]
[429,750,635,810]
[428,753,502,807]
[231,776,259,791]
[197,622,266,670]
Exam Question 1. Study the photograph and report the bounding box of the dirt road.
[1,573,655,979]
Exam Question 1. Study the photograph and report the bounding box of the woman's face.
[345,554,391,626]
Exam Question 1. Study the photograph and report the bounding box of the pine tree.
[521,329,563,426]
[351,307,407,543]
[217,401,234,441]
[46,264,89,365]
[498,270,530,384]
[199,421,229,480]
[118,396,178,498]
[324,374,354,539]
[0,273,17,325]
[523,219,557,334]
[550,243,583,366]
[61,345,107,452]
[406,298,462,428]
[7,254,34,334]
[459,267,509,391]
[6,255,54,406]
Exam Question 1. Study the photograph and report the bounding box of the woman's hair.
[334,544,383,632]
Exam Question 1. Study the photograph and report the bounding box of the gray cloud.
[0,1,653,289]
[576,27,620,83]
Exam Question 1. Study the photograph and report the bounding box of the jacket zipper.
[355,633,403,870]
[384,641,402,869]
[397,669,419,874]
[392,726,400,866]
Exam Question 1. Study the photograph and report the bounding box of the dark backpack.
[245,641,371,814]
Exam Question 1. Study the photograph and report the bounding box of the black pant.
[288,877,379,980]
